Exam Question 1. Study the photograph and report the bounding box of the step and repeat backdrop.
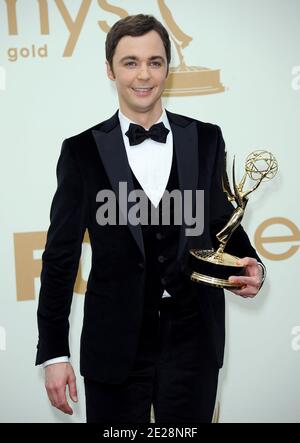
[0,0,299,423]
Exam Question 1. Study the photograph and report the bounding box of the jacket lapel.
[166,111,199,260]
[92,112,145,259]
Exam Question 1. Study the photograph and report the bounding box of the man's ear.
[106,60,115,81]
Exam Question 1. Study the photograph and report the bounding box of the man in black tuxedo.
[36,14,265,423]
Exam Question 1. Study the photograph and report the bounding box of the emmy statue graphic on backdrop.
[157,0,225,96]
[189,150,278,289]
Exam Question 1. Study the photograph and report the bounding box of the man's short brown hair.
[105,14,171,71]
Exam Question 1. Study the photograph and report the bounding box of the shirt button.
[161,277,167,286]
[158,255,166,263]
[156,233,164,240]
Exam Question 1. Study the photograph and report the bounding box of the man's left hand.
[228,257,263,298]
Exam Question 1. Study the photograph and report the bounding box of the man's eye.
[125,61,136,67]
[150,61,162,67]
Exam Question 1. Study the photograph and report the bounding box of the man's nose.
[137,64,151,80]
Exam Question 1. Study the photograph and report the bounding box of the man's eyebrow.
[149,56,165,62]
[119,55,165,63]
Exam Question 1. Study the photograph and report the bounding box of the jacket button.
[156,232,164,240]
[138,262,145,270]
[158,255,166,263]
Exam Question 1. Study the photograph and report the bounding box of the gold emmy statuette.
[189,150,278,289]
[157,0,225,96]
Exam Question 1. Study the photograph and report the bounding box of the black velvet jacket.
[36,110,262,383]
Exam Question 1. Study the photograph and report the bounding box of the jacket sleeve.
[35,139,87,365]
[209,125,263,264]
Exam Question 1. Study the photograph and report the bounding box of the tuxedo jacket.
[36,110,262,383]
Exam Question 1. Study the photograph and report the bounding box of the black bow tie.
[125,122,170,146]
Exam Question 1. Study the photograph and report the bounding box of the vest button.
[158,255,166,263]
[156,232,164,240]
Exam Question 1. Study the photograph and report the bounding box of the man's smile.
[131,87,154,96]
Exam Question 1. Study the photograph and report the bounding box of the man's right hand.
[45,362,78,415]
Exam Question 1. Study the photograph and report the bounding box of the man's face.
[106,30,169,116]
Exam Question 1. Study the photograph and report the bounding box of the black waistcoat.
[130,143,190,309]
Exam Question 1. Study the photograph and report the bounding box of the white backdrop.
[0,0,299,423]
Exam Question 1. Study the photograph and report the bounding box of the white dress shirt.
[119,108,173,208]
[42,109,173,368]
